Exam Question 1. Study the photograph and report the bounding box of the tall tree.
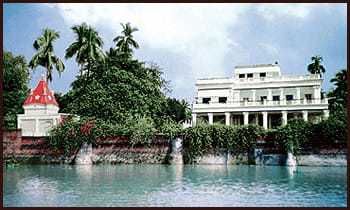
[328,69,347,115]
[113,23,139,58]
[65,22,105,79]
[29,28,65,83]
[3,51,30,129]
[307,55,326,77]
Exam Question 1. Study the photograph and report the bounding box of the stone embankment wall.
[3,130,69,164]
[91,136,173,164]
[3,130,347,166]
[3,130,175,164]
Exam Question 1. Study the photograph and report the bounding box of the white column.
[208,113,213,125]
[313,86,321,104]
[296,88,301,104]
[255,113,259,125]
[228,90,233,103]
[282,111,288,126]
[280,88,285,105]
[262,111,268,129]
[225,112,231,126]
[267,89,272,105]
[323,110,329,119]
[234,91,240,105]
[243,112,249,125]
[302,111,308,121]
[35,119,40,136]
[252,90,256,104]
[192,113,197,126]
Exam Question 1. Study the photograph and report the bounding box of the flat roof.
[235,63,279,69]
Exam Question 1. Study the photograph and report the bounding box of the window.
[286,95,294,101]
[247,73,253,78]
[260,72,266,77]
[305,94,312,100]
[273,95,280,101]
[260,96,267,101]
[239,74,245,78]
[202,98,211,104]
[219,97,227,103]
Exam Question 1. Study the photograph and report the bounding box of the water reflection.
[3,165,347,207]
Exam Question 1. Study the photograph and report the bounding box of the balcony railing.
[233,74,321,83]
[194,98,328,107]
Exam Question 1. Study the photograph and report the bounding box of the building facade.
[192,63,329,129]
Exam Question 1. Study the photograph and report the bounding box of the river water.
[3,164,347,207]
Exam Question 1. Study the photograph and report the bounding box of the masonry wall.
[3,130,174,164]
[3,130,347,166]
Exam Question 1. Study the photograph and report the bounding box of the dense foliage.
[59,22,190,126]
[3,51,30,129]
[47,116,182,155]
[274,119,313,155]
[182,124,263,162]
[328,69,347,124]
[162,98,192,123]
[60,59,168,124]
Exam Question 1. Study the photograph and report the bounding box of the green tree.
[327,69,347,121]
[162,98,191,123]
[113,23,139,58]
[65,23,105,79]
[3,51,30,129]
[329,69,347,106]
[29,28,65,83]
[307,55,326,76]
[61,55,168,125]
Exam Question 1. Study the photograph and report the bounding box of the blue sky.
[4,3,347,102]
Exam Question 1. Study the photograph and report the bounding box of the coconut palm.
[113,23,139,57]
[180,99,192,121]
[65,22,105,78]
[307,55,326,76]
[330,69,347,105]
[29,28,65,83]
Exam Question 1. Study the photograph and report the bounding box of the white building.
[17,77,70,136]
[192,63,329,129]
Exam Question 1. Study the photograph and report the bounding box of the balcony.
[233,74,321,83]
[193,98,328,109]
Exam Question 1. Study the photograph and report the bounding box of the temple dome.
[23,77,58,107]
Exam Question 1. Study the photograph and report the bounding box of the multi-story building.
[192,63,329,129]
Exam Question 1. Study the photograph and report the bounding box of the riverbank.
[3,130,347,166]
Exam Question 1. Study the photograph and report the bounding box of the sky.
[4,3,347,103]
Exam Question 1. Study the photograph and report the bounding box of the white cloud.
[256,3,316,20]
[43,3,325,101]
[47,3,248,80]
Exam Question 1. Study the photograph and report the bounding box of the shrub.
[275,119,313,155]
[48,114,185,155]
[48,117,99,155]
[183,124,264,162]
[125,115,157,147]
[313,117,347,145]
[157,118,183,139]
[231,125,265,153]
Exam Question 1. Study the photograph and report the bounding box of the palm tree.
[307,55,326,77]
[29,28,65,83]
[65,22,105,78]
[180,99,192,121]
[330,69,347,105]
[113,23,139,58]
